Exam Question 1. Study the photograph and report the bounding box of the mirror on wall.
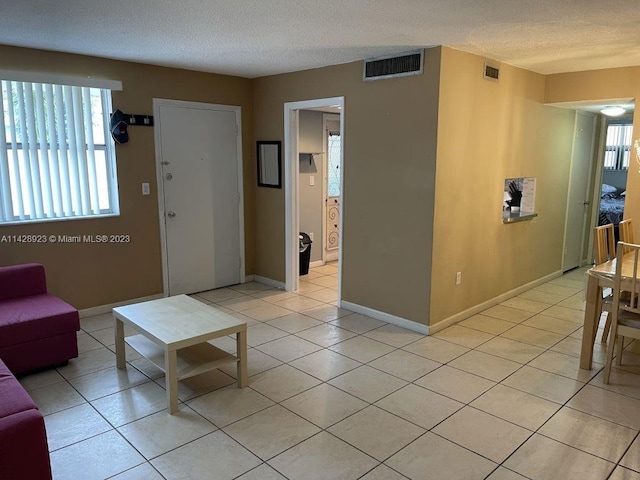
[257,141,282,188]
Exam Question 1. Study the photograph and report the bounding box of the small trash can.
[299,232,313,275]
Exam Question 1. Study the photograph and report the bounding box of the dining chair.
[619,219,634,253]
[593,224,616,342]
[603,241,640,384]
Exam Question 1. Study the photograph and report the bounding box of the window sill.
[502,211,538,224]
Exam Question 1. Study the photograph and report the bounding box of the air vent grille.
[484,63,500,82]
[363,50,424,81]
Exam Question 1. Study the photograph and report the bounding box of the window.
[603,121,633,171]
[0,79,119,224]
[327,130,341,197]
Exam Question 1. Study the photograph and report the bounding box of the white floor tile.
[269,431,378,480]
[151,430,261,480]
[386,432,497,480]
[187,384,274,427]
[504,434,614,480]
[50,430,145,480]
[539,407,637,462]
[44,403,112,451]
[415,365,496,403]
[328,405,424,460]
[375,384,463,429]
[223,404,320,460]
[328,365,407,403]
[433,406,531,463]
[281,383,368,428]
[118,406,216,459]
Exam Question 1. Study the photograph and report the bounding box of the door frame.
[562,110,597,271]
[284,97,344,293]
[153,98,246,296]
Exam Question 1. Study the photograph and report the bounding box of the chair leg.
[601,313,612,343]
[615,335,624,366]
[603,325,618,384]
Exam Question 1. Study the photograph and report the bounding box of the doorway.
[563,111,597,271]
[153,99,245,296]
[284,97,345,294]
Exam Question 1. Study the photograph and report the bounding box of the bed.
[598,184,625,226]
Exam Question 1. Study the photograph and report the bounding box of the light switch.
[142,183,150,195]
[309,176,315,186]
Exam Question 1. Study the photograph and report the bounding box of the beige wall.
[0,45,254,309]
[546,67,640,232]
[253,48,441,325]
[429,48,576,326]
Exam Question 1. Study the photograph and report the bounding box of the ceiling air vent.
[484,62,500,82]
[363,49,424,81]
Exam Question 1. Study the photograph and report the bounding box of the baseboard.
[428,269,564,335]
[244,274,255,282]
[309,260,324,268]
[79,293,165,318]
[253,275,285,290]
[340,300,429,335]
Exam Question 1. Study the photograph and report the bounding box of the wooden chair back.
[594,224,616,265]
[619,219,634,253]
[605,241,640,383]
[613,241,640,317]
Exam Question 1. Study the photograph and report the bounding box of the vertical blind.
[603,123,633,171]
[0,80,117,223]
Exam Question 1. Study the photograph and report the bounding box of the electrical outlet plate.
[455,272,462,285]
[142,183,150,195]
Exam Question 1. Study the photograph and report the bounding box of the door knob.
[165,173,173,180]
[167,211,176,218]
[583,201,590,206]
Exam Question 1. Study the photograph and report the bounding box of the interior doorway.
[283,97,345,294]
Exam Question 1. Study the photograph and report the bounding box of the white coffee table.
[113,295,247,414]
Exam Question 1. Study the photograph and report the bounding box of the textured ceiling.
[1,1,640,78]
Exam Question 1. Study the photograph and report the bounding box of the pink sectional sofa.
[0,358,52,479]
[0,263,80,375]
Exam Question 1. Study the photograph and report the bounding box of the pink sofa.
[0,263,80,375]
[0,358,52,479]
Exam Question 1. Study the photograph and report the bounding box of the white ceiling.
[2,1,640,79]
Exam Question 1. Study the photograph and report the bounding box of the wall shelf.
[502,211,538,224]
[299,152,323,164]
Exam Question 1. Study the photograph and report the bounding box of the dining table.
[581,252,639,369]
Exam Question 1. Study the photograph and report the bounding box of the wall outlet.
[455,272,462,285]
[309,232,314,241]
[142,182,150,195]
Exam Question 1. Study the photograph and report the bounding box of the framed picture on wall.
[257,141,282,188]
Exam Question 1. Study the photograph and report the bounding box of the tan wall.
[429,48,576,326]
[0,45,254,309]
[253,48,441,325]
[546,66,640,233]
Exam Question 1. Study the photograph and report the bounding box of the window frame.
[0,73,122,225]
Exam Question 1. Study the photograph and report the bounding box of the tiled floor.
[21,265,640,479]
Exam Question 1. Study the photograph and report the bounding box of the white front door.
[155,100,243,295]
[563,111,596,271]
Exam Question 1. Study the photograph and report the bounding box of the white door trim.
[284,97,344,295]
[153,98,245,296]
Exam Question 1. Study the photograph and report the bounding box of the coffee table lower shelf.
[125,334,238,380]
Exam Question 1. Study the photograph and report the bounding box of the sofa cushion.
[0,263,47,301]
[0,360,38,418]
[0,294,80,348]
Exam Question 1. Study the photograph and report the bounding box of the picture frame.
[257,141,282,188]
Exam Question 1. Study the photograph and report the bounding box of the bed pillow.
[601,183,618,194]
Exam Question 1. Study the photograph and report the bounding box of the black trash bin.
[299,232,313,275]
